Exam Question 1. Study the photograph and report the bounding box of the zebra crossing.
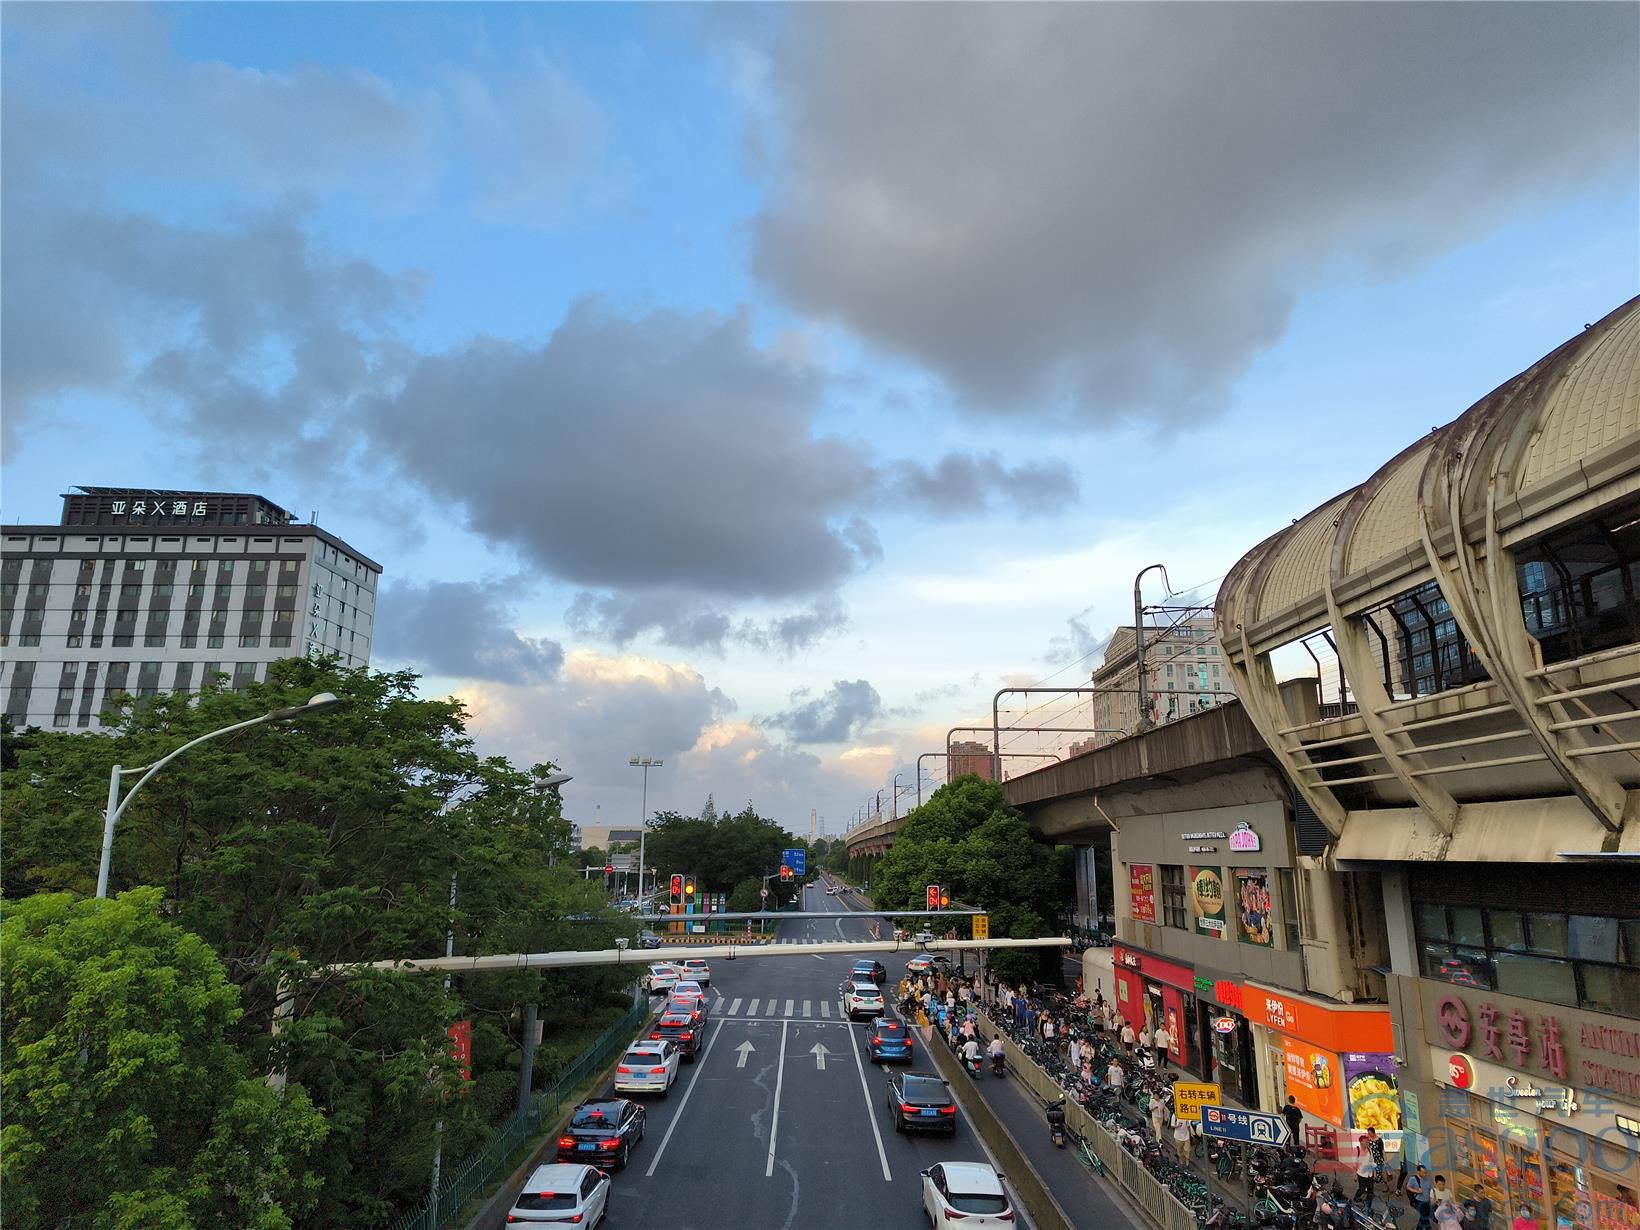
[709,993,840,1020]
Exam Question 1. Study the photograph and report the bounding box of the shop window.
[1159,864,1187,929]
[1568,915,1619,963]
[1493,951,1577,1006]
[1622,920,1640,967]
[1417,903,1449,941]
[1526,913,1569,956]
[1450,906,1486,948]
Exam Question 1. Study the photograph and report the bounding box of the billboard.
[1282,1036,1343,1126]
[1234,867,1273,946]
[1341,1052,1401,1131]
[1130,864,1156,923]
[1190,865,1227,939]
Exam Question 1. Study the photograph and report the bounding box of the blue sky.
[4,2,1636,839]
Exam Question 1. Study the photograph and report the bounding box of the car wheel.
[617,1142,630,1171]
[894,1112,905,1134]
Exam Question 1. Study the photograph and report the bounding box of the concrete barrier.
[924,1030,1075,1230]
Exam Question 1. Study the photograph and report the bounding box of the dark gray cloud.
[567,590,848,655]
[769,679,883,744]
[882,454,1077,518]
[751,3,1638,423]
[375,578,564,685]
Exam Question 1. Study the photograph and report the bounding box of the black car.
[851,958,887,983]
[556,1097,646,1169]
[649,1012,701,1061]
[886,1071,957,1135]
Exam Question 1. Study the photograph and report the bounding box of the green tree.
[726,876,763,913]
[1,889,327,1230]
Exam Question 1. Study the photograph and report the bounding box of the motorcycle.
[990,1050,1005,1077]
[1046,1098,1067,1148]
[962,1049,983,1079]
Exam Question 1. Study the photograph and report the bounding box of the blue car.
[867,1018,914,1064]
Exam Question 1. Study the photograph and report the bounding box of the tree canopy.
[640,800,812,907]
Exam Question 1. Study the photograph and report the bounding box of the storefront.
[1422,983,1640,1230]
[1246,982,1396,1139]
[1112,943,1200,1077]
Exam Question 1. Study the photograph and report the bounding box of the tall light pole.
[1134,562,1170,733]
[97,691,342,898]
[629,756,663,906]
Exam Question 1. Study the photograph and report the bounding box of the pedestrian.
[1510,1208,1538,1230]
[1151,1020,1170,1068]
[1094,983,1106,1013]
[1080,1059,1095,1090]
[1354,1140,1378,1206]
[1434,1200,1463,1230]
[1172,1108,1193,1160]
[1120,1019,1136,1054]
[1406,1165,1431,1230]
[1068,1037,1082,1071]
[1107,1057,1126,1095]
[1137,1023,1152,1062]
[1429,1175,1453,1211]
[1281,1095,1304,1151]
[1150,1091,1168,1142]
[1042,1014,1056,1045]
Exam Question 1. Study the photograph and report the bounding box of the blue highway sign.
[1199,1106,1291,1147]
[783,848,807,876]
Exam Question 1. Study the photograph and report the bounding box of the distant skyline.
[5,2,1636,838]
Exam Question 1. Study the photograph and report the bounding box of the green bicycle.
[1073,1131,1107,1177]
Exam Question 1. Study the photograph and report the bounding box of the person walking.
[1150,1090,1168,1143]
[1405,1165,1431,1230]
[1354,1131,1381,1206]
[1172,1108,1194,1161]
[1429,1175,1454,1212]
[1281,1096,1304,1152]
[1434,1200,1463,1230]
[1120,1019,1136,1054]
[1107,1057,1126,1096]
[1137,1023,1152,1065]
[1068,1036,1082,1072]
[1151,1020,1170,1068]
[1510,1208,1539,1230]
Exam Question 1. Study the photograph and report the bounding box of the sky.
[4,2,1637,841]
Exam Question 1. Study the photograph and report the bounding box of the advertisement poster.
[1283,1036,1343,1125]
[1340,1052,1400,1130]
[1234,867,1274,946]
[1130,864,1157,923]
[1190,865,1228,939]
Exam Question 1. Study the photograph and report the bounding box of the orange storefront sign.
[1248,985,1393,1054]
[1283,1036,1344,1125]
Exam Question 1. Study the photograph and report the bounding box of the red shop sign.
[1215,981,1244,1011]
[1447,1052,1476,1090]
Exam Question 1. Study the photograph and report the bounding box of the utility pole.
[629,756,663,907]
[1134,562,1170,733]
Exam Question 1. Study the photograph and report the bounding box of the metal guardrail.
[381,998,650,1230]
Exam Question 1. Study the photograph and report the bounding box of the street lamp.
[628,756,663,906]
[96,691,342,898]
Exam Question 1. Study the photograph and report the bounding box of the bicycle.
[1072,1129,1107,1177]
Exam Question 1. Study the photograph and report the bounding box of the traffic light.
[780,865,793,881]
[926,884,939,910]
[683,876,697,901]
[670,874,683,906]
[938,886,951,909]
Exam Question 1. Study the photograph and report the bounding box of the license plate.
[920,1108,939,1117]
[578,1143,597,1151]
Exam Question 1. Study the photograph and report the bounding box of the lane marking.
[846,1008,893,1181]
[784,999,794,1017]
[821,1001,831,1018]
[735,1040,756,1068]
[765,1018,790,1178]
[749,998,760,1016]
[802,1000,812,1018]
[643,1019,725,1178]
[728,998,742,1016]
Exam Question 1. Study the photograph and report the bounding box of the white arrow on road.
[809,1042,833,1071]
[735,1040,756,1069]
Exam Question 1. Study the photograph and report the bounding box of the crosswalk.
[709,994,838,1019]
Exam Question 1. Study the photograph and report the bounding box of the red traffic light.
[670,874,683,897]
[780,865,793,880]
[926,884,939,910]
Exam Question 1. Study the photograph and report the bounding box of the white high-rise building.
[1,486,381,730]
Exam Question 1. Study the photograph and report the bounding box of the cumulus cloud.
[751,3,1639,423]
[567,590,848,655]
[375,578,564,685]
[769,679,884,744]
[881,454,1077,518]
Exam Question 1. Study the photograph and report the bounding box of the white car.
[670,979,707,1007]
[841,978,885,1020]
[642,963,681,994]
[613,1042,679,1096]
[679,958,711,985]
[506,1161,611,1227]
[921,1161,1016,1227]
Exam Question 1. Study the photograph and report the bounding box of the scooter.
[1046,1098,1067,1148]
[990,1050,1005,1077]
[962,1049,983,1079]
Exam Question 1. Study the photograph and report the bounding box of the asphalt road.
[583,880,1024,1230]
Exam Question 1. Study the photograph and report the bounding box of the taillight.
[944,1210,968,1221]
[616,1066,631,1074]
[598,1138,620,1150]
[998,1212,1015,1222]
[650,1067,667,1075]
[568,1216,583,1225]
[681,1031,693,1040]
[648,1033,661,1040]
[939,1105,957,1115]
[900,1102,916,1114]
[557,1136,575,1148]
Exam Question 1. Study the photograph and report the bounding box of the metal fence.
[383,998,651,1230]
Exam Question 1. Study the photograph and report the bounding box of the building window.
[1159,864,1187,929]
[180,634,197,649]
[1415,902,1640,1010]
[144,634,165,648]
[66,635,83,648]
[1276,868,1301,949]
[238,634,260,648]
[112,634,132,647]
[207,635,224,649]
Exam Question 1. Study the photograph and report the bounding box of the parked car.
[841,978,885,1020]
[556,1098,646,1169]
[641,963,680,994]
[886,1071,958,1135]
[866,1018,914,1064]
[649,1012,702,1061]
[613,1042,679,1096]
[505,1162,610,1227]
[679,958,711,985]
[920,1162,1014,1227]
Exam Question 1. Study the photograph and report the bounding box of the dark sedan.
[649,1012,701,1061]
[555,1097,646,1169]
[851,958,887,984]
[886,1071,957,1135]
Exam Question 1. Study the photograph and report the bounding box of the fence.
[382,997,651,1230]
[995,1030,1206,1230]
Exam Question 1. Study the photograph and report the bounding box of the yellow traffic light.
[684,876,697,898]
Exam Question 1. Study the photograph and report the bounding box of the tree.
[726,876,763,913]
[1,889,327,1230]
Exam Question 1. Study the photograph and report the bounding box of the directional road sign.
[808,1042,832,1071]
[783,848,807,876]
[1199,1105,1290,1147]
[1172,1082,1221,1121]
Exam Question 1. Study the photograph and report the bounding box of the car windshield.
[515,1192,579,1211]
[876,1022,904,1036]
[948,1193,1009,1215]
[570,1106,617,1127]
[903,1077,948,1101]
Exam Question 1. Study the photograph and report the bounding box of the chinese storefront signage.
[1228,822,1261,852]
[1130,864,1156,923]
[1430,988,1640,1102]
[1191,865,1227,939]
[107,498,212,519]
[1234,867,1273,946]
[1173,1082,1223,1121]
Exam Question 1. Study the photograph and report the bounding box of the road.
[589,880,1023,1230]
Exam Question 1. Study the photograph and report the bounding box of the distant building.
[568,823,583,852]
[1088,617,1231,742]
[577,825,643,851]
[2,486,380,730]
[948,740,994,780]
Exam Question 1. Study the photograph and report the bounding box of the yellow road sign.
[971,914,989,940]
[1173,1082,1222,1121]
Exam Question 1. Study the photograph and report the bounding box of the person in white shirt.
[962,1036,982,1065]
[1069,1038,1082,1070]
[1151,1023,1170,1068]
[988,1035,1005,1060]
[1120,1021,1136,1053]
[1107,1058,1126,1092]
[1137,1025,1152,1055]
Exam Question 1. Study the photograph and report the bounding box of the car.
[505,1162,611,1227]
[826,886,838,895]
[669,979,707,1008]
[886,1071,958,1135]
[638,929,662,949]
[841,978,885,1020]
[679,958,711,985]
[663,994,707,1026]
[641,963,681,994]
[866,1018,914,1064]
[613,1042,679,1096]
[649,1011,702,1060]
[556,1098,647,1169]
[850,958,887,984]
[920,1161,1015,1226]
[906,954,954,976]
